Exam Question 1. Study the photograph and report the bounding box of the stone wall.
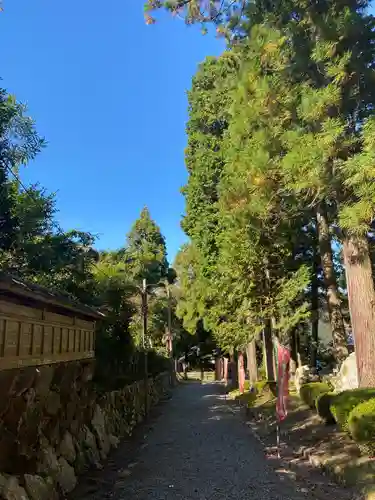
[0,362,171,500]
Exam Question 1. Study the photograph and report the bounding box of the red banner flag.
[275,341,290,422]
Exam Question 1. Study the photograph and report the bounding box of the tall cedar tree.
[125,206,169,285]
[178,54,237,337]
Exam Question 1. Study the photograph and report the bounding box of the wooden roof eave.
[0,273,105,321]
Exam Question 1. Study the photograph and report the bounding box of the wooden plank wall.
[0,300,95,370]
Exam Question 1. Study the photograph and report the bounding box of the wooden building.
[0,273,103,370]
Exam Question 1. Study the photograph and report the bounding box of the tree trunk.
[263,262,275,381]
[223,357,229,386]
[263,318,275,381]
[289,328,298,378]
[343,234,375,388]
[230,353,238,388]
[246,340,258,383]
[310,243,319,368]
[316,204,347,363]
[215,357,224,381]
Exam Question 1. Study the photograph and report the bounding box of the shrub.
[245,380,273,408]
[241,391,258,407]
[348,398,375,456]
[315,392,336,424]
[300,382,331,408]
[230,380,271,407]
[330,388,375,430]
[254,380,268,393]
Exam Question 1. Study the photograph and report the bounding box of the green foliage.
[91,255,136,379]
[330,389,375,430]
[144,0,242,27]
[348,398,375,455]
[299,382,331,409]
[315,392,336,424]
[91,207,177,380]
[210,27,313,349]
[340,117,375,235]
[176,32,316,357]
[171,0,375,380]
[0,89,45,252]
[125,206,169,285]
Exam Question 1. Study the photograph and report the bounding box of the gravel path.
[74,382,358,500]
[70,383,364,500]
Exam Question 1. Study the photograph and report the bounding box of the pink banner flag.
[238,352,245,394]
[275,341,290,422]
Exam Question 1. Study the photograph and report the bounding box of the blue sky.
[0,0,223,262]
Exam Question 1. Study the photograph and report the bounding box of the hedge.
[299,382,331,408]
[348,398,375,456]
[330,388,375,430]
[315,392,336,424]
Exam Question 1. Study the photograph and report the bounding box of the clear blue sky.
[0,0,223,262]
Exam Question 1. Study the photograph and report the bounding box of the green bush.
[348,398,375,456]
[254,380,268,393]
[330,388,375,430]
[300,382,331,408]
[315,392,336,424]
[230,379,272,407]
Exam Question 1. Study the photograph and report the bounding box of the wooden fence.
[0,299,96,370]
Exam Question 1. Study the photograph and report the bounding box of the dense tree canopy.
[174,0,375,387]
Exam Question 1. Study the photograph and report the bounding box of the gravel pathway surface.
[73,382,358,500]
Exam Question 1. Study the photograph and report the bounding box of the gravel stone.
[108,383,308,499]
[74,383,358,500]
